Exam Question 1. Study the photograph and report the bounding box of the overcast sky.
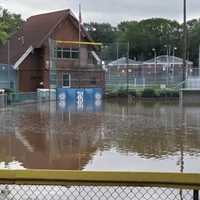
[1,0,200,25]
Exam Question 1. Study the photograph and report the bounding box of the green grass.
[105,86,179,99]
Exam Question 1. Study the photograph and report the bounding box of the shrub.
[158,89,179,98]
[141,88,157,98]
[158,90,167,97]
[129,89,137,97]
[169,90,179,98]
[118,88,128,97]
[105,90,118,98]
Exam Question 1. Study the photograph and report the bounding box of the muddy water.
[0,100,200,172]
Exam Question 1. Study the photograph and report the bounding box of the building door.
[62,73,71,88]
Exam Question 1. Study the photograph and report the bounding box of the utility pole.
[183,0,187,87]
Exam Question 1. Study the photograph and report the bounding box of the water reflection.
[0,100,200,172]
[0,103,102,170]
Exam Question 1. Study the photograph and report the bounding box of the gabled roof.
[108,57,142,66]
[144,55,193,65]
[0,9,92,67]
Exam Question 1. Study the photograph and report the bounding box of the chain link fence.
[105,70,181,91]
[0,170,199,200]
[0,64,16,90]
[105,65,196,91]
[102,43,197,91]
[0,184,196,200]
[4,90,56,106]
[185,67,200,89]
[0,94,7,108]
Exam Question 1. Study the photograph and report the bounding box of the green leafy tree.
[84,22,117,44]
[118,18,181,61]
[187,19,200,66]
[0,7,22,43]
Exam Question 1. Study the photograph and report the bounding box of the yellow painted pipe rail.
[0,170,200,189]
[56,40,103,46]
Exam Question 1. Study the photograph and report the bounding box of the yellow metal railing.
[0,170,199,200]
[56,40,103,46]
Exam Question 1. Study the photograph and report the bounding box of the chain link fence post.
[194,190,199,200]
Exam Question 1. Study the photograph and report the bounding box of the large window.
[55,47,79,59]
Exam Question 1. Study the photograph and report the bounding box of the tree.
[0,7,22,43]
[187,19,200,66]
[84,22,117,44]
[118,18,182,61]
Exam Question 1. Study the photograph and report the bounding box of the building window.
[56,48,62,58]
[62,73,71,87]
[55,47,79,59]
[63,48,71,58]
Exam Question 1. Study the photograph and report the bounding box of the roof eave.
[13,46,34,70]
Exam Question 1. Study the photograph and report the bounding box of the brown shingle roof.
[0,9,91,65]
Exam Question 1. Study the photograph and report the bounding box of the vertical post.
[134,77,136,88]
[79,3,81,47]
[152,48,157,83]
[116,42,119,60]
[198,45,200,76]
[48,38,52,101]
[173,48,175,79]
[154,51,157,75]
[7,39,10,89]
[183,0,187,88]
[173,47,177,81]
[78,3,82,88]
[193,190,199,200]
[167,46,171,86]
[126,42,130,96]
[164,45,169,86]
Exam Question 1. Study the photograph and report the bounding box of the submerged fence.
[106,67,200,91]
[0,94,7,108]
[4,90,57,106]
[0,170,199,200]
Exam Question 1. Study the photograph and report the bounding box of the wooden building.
[0,10,104,92]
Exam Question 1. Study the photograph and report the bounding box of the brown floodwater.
[0,99,200,172]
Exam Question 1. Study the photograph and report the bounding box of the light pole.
[152,48,157,82]
[7,39,10,89]
[164,45,170,86]
[198,45,200,76]
[173,47,177,79]
[183,0,187,87]
[126,42,130,96]
[164,44,170,64]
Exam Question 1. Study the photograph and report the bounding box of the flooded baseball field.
[0,99,200,172]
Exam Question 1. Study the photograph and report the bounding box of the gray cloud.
[1,0,200,25]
